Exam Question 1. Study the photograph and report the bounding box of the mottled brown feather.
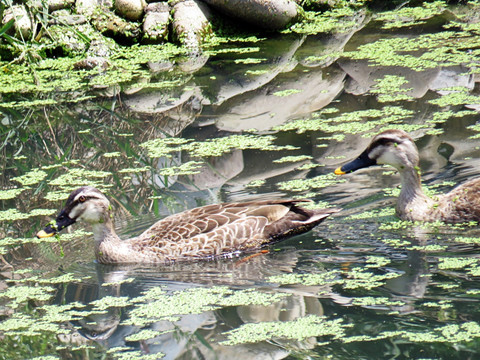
[38,187,340,264]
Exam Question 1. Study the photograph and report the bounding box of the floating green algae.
[273,89,302,97]
[268,271,340,287]
[0,188,25,200]
[141,134,295,160]
[287,7,360,35]
[273,106,415,135]
[89,296,132,311]
[375,1,446,29]
[0,285,56,309]
[125,286,288,326]
[124,329,173,342]
[273,155,313,164]
[221,315,350,345]
[0,208,56,222]
[12,169,48,186]
[347,207,396,220]
[341,267,402,290]
[370,75,414,103]
[437,257,479,270]
[158,161,204,176]
[277,173,344,192]
[351,296,404,307]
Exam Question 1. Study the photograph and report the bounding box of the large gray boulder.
[143,2,170,43]
[172,0,213,49]
[201,0,301,30]
[2,5,33,39]
[115,0,147,21]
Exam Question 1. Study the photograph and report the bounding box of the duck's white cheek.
[69,206,83,220]
[78,203,102,223]
[377,151,402,169]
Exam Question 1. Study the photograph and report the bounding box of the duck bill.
[335,149,377,175]
[36,210,76,238]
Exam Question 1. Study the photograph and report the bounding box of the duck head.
[37,186,111,238]
[335,129,420,175]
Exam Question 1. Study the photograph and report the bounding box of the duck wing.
[441,178,480,222]
[129,200,338,260]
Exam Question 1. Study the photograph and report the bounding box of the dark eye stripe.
[64,196,98,217]
[369,137,401,150]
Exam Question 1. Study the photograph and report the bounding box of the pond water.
[2,3,480,359]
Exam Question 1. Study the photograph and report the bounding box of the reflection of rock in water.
[339,58,441,99]
[296,9,368,68]
[178,149,244,191]
[198,36,306,106]
[213,64,346,132]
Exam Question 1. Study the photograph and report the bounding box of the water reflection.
[57,249,331,358]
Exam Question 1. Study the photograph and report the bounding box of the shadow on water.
[2,3,480,359]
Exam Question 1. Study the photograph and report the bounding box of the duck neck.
[90,216,127,262]
[397,166,434,220]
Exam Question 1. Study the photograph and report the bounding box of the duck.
[36,186,339,264]
[334,129,480,223]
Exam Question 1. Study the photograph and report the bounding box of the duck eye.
[79,196,86,203]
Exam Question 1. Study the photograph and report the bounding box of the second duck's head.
[335,129,420,175]
[37,186,112,238]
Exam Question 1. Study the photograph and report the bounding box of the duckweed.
[222,315,349,346]
[12,169,48,186]
[125,286,288,326]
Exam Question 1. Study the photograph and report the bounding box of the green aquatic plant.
[287,8,359,35]
[277,173,344,192]
[268,271,340,287]
[370,75,414,103]
[124,329,172,342]
[437,257,478,270]
[272,89,302,97]
[0,285,56,309]
[221,315,350,345]
[125,286,288,327]
[375,1,446,29]
[274,106,414,135]
[12,168,48,186]
[0,208,56,222]
[0,188,24,200]
[273,155,312,163]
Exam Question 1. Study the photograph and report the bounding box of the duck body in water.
[335,129,480,223]
[37,186,339,264]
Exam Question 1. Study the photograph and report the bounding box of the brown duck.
[36,186,339,264]
[335,129,480,223]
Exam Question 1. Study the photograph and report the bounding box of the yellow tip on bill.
[334,167,346,175]
[36,230,55,238]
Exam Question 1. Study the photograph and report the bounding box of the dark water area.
[2,4,480,359]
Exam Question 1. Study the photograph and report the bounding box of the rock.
[48,9,87,25]
[2,5,33,39]
[92,8,142,40]
[76,0,98,17]
[115,0,146,21]
[74,56,110,70]
[172,0,212,49]
[142,2,170,43]
[44,23,93,55]
[87,37,118,57]
[201,0,301,30]
[48,0,75,12]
